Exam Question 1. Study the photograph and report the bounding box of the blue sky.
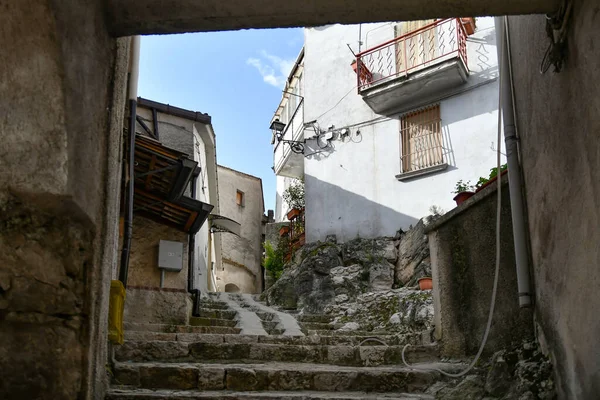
[139,28,304,212]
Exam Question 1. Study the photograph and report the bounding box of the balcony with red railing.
[355,18,470,114]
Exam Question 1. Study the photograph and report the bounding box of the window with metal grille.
[400,105,443,173]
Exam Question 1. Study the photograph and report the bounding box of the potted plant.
[476,163,508,193]
[460,17,476,35]
[351,59,373,85]
[418,277,433,290]
[283,178,305,221]
[452,179,475,206]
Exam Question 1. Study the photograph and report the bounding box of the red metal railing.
[356,18,469,92]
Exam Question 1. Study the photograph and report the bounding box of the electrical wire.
[313,85,359,121]
[400,17,506,378]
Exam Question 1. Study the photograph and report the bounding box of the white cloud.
[246,51,296,89]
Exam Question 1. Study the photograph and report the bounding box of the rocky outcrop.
[325,288,434,334]
[262,219,433,317]
[395,218,432,287]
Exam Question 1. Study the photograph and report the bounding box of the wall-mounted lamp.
[270,119,305,154]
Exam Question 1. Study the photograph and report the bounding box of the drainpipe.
[118,35,141,288]
[495,17,532,308]
[188,168,201,315]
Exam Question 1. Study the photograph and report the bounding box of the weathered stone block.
[139,365,198,390]
[265,369,313,391]
[313,371,357,391]
[197,366,225,390]
[113,364,140,386]
[189,342,251,361]
[223,334,259,344]
[359,346,386,366]
[226,367,258,391]
[326,345,358,366]
[368,262,394,291]
[115,341,190,362]
[176,333,223,343]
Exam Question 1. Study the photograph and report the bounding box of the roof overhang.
[133,134,213,233]
[209,214,241,236]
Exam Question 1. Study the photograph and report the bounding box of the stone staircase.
[107,293,460,399]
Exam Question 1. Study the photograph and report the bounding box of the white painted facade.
[272,17,502,242]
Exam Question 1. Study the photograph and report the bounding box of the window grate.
[400,105,444,173]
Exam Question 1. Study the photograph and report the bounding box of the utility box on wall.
[158,240,184,271]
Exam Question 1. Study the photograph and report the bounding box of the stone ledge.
[128,285,187,293]
[395,163,448,181]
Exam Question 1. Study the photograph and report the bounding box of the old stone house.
[215,165,267,294]
[119,98,222,326]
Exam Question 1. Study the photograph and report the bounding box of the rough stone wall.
[127,215,189,290]
[123,288,191,325]
[508,4,600,398]
[123,215,191,325]
[427,177,533,358]
[0,2,128,399]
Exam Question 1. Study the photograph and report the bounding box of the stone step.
[260,321,280,331]
[197,309,237,320]
[255,311,276,321]
[123,332,423,347]
[124,323,241,335]
[300,322,336,331]
[198,300,230,310]
[296,314,334,323]
[114,340,439,366]
[189,317,238,328]
[306,329,394,337]
[112,361,454,393]
[269,328,286,335]
[107,388,434,399]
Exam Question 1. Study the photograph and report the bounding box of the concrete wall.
[303,18,502,243]
[508,4,600,398]
[107,0,558,35]
[216,166,265,293]
[427,176,533,357]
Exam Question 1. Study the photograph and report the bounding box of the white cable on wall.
[401,18,506,378]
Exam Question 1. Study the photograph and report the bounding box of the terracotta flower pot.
[460,17,476,35]
[453,191,475,206]
[287,208,303,221]
[418,277,433,291]
[279,226,290,237]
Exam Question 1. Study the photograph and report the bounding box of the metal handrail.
[356,18,469,92]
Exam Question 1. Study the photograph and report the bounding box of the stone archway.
[224,283,241,293]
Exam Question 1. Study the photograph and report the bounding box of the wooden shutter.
[401,105,442,173]
[395,19,436,74]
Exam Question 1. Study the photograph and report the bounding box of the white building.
[271,17,502,242]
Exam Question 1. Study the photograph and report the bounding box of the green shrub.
[264,240,286,280]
